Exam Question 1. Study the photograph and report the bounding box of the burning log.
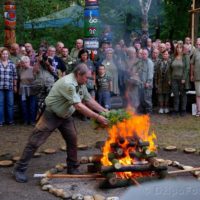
[129,151,156,159]
[118,137,125,144]
[80,155,102,164]
[101,164,167,174]
[115,148,124,157]
[108,177,119,185]
[110,143,120,149]
[110,159,122,170]
[126,141,137,148]
[138,140,150,147]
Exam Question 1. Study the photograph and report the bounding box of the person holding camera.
[40,46,66,80]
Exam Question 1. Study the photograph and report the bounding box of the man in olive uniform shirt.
[61,47,75,74]
[13,63,108,183]
[137,49,154,114]
[191,39,200,116]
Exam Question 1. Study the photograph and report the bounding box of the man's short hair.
[73,63,89,76]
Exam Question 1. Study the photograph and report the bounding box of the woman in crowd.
[0,48,18,126]
[169,43,187,116]
[77,49,96,98]
[18,56,37,125]
[102,48,119,95]
[156,50,171,114]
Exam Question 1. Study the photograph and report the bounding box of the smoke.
[99,0,164,45]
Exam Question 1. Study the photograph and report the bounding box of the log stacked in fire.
[98,135,168,188]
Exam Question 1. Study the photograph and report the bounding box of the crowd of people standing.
[0,34,200,126]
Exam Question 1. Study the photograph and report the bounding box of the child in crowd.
[96,64,112,110]
[156,50,171,114]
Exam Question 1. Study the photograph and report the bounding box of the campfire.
[99,112,168,188]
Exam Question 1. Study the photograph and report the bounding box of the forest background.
[0,0,199,49]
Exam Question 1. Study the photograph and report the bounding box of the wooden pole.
[191,0,195,45]
[4,0,16,47]
[34,173,104,179]
[168,167,200,175]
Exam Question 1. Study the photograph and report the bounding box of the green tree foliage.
[0,0,83,49]
[0,0,195,49]
[161,0,192,40]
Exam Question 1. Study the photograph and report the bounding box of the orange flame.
[101,111,157,179]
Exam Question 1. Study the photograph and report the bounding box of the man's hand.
[96,115,109,126]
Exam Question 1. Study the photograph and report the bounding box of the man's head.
[61,48,69,57]
[134,42,141,51]
[159,43,166,53]
[146,38,152,47]
[101,41,110,51]
[142,49,149,60]
[76,39,83,50]
[25,43,33,54]
[127,47,136,58]
[196,39,200,50]
[165,42,171,51]
[152,48,160,59]
[162,50,169,60]
[56,41,64,54]
[185,37,191,45]
[74,63,90,85]
[20,46,27,56]
[47,46,56,58]
[98,64,106,76]
[10,43,19,56]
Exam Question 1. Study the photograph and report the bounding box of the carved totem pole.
[4,0,16,47]
[84,0,99,60]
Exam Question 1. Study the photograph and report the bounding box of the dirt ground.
[0,113,200,200]
[0,113,199,155]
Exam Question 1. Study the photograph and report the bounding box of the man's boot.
[13,168,28,183]
[12,145,36,183]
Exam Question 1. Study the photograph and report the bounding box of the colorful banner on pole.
[84,0,99,51]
